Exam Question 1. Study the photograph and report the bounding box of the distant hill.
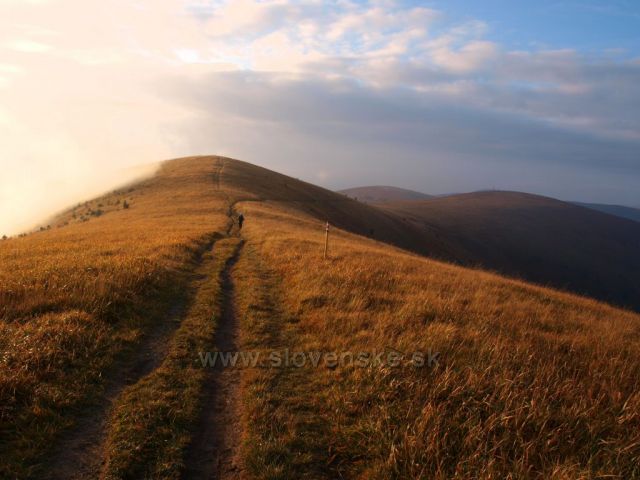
[338,185,432,203]
[573,202,640,224]
[379,191,640,311]
[243,176,640,312]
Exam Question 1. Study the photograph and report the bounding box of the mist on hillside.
[0,162,159,237]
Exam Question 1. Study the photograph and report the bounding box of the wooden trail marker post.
[324,221,330,259]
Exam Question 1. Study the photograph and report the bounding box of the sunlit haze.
[2,0,640,235]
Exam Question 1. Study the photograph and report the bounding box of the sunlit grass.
[2,155,639,479]
[103,237,241,479]
[0,157,229,477]
[234,195,640,479]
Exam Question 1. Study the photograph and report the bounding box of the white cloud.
[430,40,498,73]
[4,39,52,52]
[0,63,23,73]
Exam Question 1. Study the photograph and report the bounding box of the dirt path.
[46,158,244,479]
[44,239,218,480]
[182,238,245,480]
[44,303,187,480]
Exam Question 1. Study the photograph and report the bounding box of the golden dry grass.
[2,155,639,479]
[103,237,241,479]
[231,196,640,479]
[0,157,229,477]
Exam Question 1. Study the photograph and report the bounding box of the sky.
[1,0,640,234]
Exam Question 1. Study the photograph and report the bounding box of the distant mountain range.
[338,185,640,311]
[338,185,432,203]
[340,185,640,225]
[381,191,640,311]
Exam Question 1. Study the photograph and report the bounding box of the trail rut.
[44,240,217,480]
[45,304,186,480]
[182,239,245,480]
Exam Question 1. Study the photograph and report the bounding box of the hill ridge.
[2,156,640,479]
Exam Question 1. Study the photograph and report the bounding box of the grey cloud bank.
[163,64,640,205]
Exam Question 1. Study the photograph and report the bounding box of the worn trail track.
[45,292,192,480]
[182,238,245,480]
[183,160,245,479]
[48,158,246,480]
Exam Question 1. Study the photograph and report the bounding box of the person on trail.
[238,213,244,230]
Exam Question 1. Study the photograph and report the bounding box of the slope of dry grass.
[234,238,335,479]
[2,155,639,479]
[380,191,640,312]
[230,195,640,478]
[103,237,241,479]
[0,157,229,477]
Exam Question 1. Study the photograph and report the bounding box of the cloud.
[4,39,52,53]
[165,70,639,169]
[164,71,640,205]
[429,40,498,73]
[1,0,640,236]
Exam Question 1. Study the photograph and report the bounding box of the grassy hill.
[379,191,640,312]
[339,185,432,203]
[1,157,639,479]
